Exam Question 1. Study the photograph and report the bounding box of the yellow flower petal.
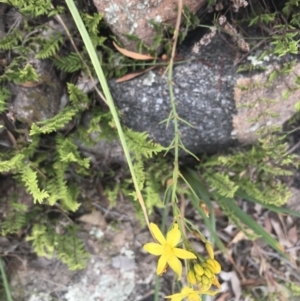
[165,287,202,301]
[166,224,181,247]
[212,275,221,289]
[200,289,220,296]
[187,293,201,301]
[150,223,166,245]
[165,292,187,301]
[168,255,182,280]
[173,248,197,259]
[143,243,164,256]
[157,254,167,275]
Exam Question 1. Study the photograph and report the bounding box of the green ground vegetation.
[0,0,300,299]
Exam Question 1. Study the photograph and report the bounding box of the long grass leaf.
[237,190,300,218]
[189,192,225,253]
[220,196,288,258]
[65,0,151,230]
[0,258,12,301]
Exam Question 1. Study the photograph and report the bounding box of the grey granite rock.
[7,57,63,124]
[109,28,300,155]
[109,30,238,154]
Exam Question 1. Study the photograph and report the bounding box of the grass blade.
[183,169,226,252]
[65,0,151,230]
[237,190,300,218]
[0,258,12,301]
[219,195,288,258]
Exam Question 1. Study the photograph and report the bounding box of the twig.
[233,39,267,66]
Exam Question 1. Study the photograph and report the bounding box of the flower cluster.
[187,243,221,292]
[143,223,222,301]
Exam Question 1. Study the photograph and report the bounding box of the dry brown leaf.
[200,202,209,217]
[264,214,273,234]
[287,225,298,245]
[270,218,289,246]
[220,271,242,301]
[6,130,17,148]
[19,81,41,87]
[113,41,155,60]
[215,292,230,301]
[77,210,107,229]
[116,67,155,83]
[228,230,248,246]
[224,224,238,236]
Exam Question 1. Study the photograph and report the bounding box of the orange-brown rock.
[93,0,206,51]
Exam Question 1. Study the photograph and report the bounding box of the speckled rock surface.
[9,198,163,301]
[7,57,63,124]
[110,30,238,154]
[93,0,205,51]
[109,29,300,154]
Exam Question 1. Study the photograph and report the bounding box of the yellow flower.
[143,223,196,279]
[165,286,220,301]
[165,286,202,301]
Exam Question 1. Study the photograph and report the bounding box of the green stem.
[0,257,12,301]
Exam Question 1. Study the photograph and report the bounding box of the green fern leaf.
[125,128,165,159]
[20,166,49,203]
[36,34,63,59]
[54,52,83,73]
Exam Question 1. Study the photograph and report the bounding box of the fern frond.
[0,87,10,113]
[1,201,28,235]
[249,13,276,26]
[204,172,239,198]
[56,225,90,270]
[30,107,78,135]
[0,30,22,50]
[20,166,49,203]
[56,135,90,169]
[47,163,80,211]
[2,0,54,17]
[125,128,165,159]
[82,12,105,47]
[67,83,90,109]
[144,176,164,214]
[27,223,89,270]
[35,34,63,59]
[18,63,39,83]
[26,224,55,257]
[0,154,25,173]
[54,52,83,73]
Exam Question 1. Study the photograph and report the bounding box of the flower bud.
[206,258,221,274]
[201,275,211,285]
[199,283,211,292]
[203,267,213,278]
[194,264,204,276]
[187,270,197,285]
[205,242,214,259]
